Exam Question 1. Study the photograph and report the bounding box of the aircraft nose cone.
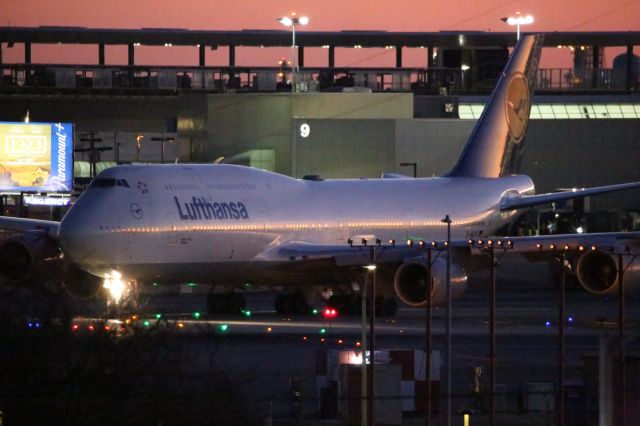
[59,213,82,263]
[59,203,95,264]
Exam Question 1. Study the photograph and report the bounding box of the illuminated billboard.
[0,122,73,192]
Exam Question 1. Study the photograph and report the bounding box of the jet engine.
[0,231,63,285]
[0,231,102,299]
[576,247,640,295]
[393,256,468,307]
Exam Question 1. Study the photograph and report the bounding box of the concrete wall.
[393,119,640,211]
[394,118,473,176]
[294,119,396,178]
[205,93,413,174]
[0,95,179,133]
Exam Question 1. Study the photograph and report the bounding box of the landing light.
[103,270,126,304]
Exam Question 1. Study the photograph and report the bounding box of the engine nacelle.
[0,231,102,299]
[0,231,63,285]
[576,248,640,295]
[393,256,468,307]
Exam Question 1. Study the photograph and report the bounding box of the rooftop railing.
[0,63,637,94]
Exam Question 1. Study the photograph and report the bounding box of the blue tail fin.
[448,35,543,178]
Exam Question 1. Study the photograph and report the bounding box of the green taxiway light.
[193,312,201,319]
[143,320,150,327]
[155,313,162,319]
[242,310,251,317]
[312,309,319,315]
[219,324,229,332]
[319,328,327,334]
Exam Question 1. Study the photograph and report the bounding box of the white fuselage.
[58,164,534,283]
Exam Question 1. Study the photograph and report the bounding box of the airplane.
[0,34,638,315]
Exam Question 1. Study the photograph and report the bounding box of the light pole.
[441,214,452,426]
[501,12,534,41]
[277,13,309,92]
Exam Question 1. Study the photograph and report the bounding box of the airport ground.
[1,256,639,425]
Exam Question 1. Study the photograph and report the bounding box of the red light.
[355,341,361,347]
[302,336,308,341]
[320,338,326,343]
[72,324,79,331]
[88,325,95,331]
[104,325,111,331]
[323,308,338,319]
[337,339,344,345]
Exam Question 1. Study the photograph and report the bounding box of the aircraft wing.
[0,216,60,239]
[259,232,640,268]
[257,241,417,267]
[500,182,640,210]
[463,231,640,255]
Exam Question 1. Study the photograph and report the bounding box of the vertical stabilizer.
[448,35,543,178]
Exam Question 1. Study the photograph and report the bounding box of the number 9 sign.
[299,123,310,138]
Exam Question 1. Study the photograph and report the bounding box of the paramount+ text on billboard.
[0,122,73,192]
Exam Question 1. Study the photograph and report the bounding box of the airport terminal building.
[0,28,638,221]
[1,27,640,425]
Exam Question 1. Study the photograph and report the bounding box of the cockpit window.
[90,178,130,188]
[90,178,117,188]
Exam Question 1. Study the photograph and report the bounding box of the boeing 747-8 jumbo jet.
[0,35,638,313]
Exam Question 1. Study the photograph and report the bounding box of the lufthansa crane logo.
[504,72,530,143]
[129,202,143,220]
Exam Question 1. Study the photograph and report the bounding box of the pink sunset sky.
[2,0,639,68]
